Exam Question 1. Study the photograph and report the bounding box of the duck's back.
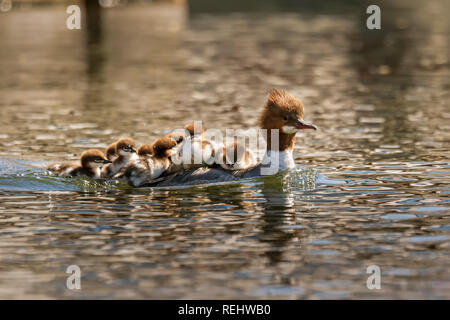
[148,164,263,187]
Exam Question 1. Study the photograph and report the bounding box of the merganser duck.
[47,149,112,179]
[101,137,138,178]
[150,89,317,186]
[115,137,178,187]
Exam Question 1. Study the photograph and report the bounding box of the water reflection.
[259,179,295,265]
[83,0,106,110]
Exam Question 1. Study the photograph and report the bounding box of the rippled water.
[0,1,449,299]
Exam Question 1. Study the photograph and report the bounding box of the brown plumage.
[115,137,137,154]
[114,136,180,187]
[105,137,137,160]
[184,122,204,138]
[137,135,179,157]
[137,127,187,157]
[48,149,111,178]
[101,138,137,178]
[258,89,316,151]
[165,132,185,144]
[105,142,117,161]
[152,137,178,158]
[137,143,154,156]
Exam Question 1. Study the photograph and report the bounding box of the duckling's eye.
[283,116,288,121]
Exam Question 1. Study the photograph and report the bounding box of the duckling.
[101,137,138,178]
[115,137,179,187]
[137,143,154,157]
[137,127,187,157]
[105,142,118,161]
[216,140,257,170]
[47,149,112,179]
[165,128,188,144]
[173,122,220,170]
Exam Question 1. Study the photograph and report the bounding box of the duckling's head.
[137,143,154,156]
[81,149,112,169]
[166,129,187,144]
[105,142,117,161]
[115,138,137,156]
[152,137,178,158]
[184,122,204,138]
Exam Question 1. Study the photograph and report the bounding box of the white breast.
[261,149,295,175]
[92,167,102,179]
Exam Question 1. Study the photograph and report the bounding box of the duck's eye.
[283,116,288,121]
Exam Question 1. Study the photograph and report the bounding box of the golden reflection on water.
[0,1,449,298]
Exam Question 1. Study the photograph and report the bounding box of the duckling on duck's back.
[48,149,112,179]
[101,137,138,178]
[115,137,179,187]
[216,139,257,171]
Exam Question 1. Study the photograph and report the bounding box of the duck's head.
[259,89,317,133]
[115,138,137,157]
[258,89,316,151]
[81,149,112,169]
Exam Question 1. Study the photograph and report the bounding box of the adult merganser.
[115,136,179,187]
[150,89,317,186]
[101,137,138,178]
[47,149,112,179]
